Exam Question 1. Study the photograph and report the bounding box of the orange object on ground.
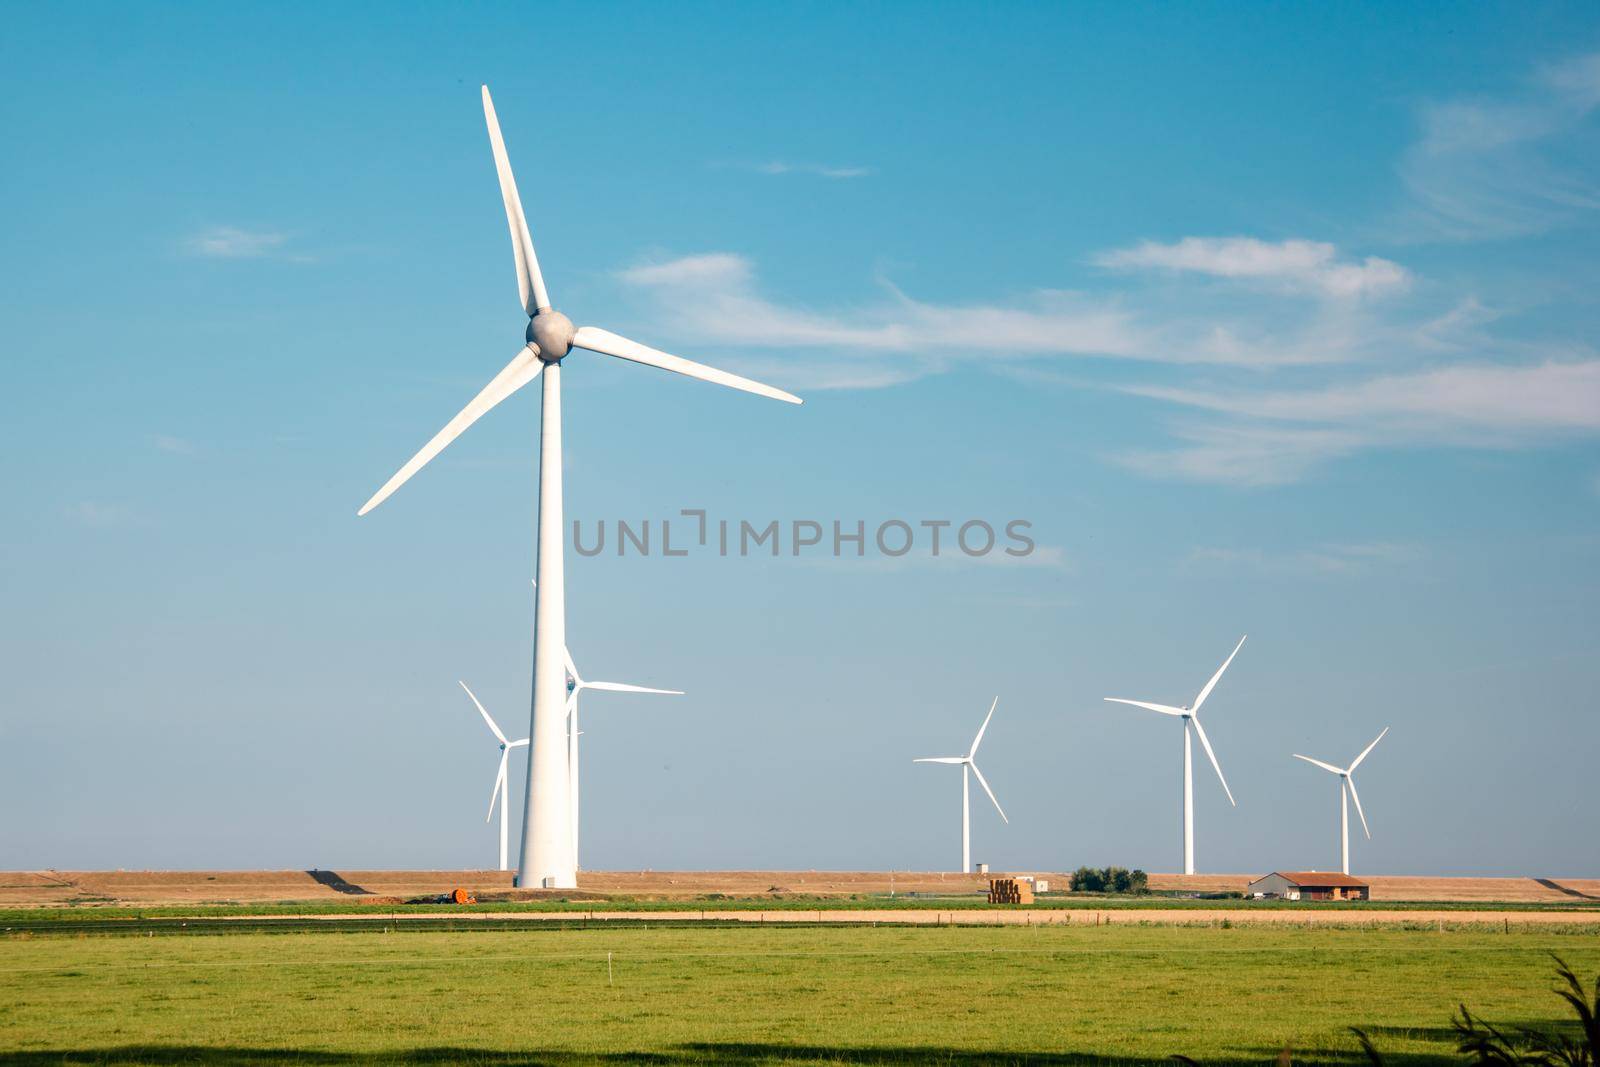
[988,878,1034,905]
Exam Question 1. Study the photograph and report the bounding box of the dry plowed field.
[4,869,1597,907]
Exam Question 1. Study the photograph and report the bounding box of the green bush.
[1070,866,1149,895]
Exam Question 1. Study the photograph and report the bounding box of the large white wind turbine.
[564,646,681,871]
[1293,727,1388,876]
[914,698,1008,874]
[359,88,801,888]
[458,681,529,872]
[1104,636,1245,876]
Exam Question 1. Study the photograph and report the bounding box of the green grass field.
[3,922,1596,1065]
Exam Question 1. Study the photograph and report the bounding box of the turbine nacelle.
[527,309,575,362]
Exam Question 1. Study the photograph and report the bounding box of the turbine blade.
[584,681,685,696]
[1104,698,1186,717]
[1192,634,1247,714]
[913,757,966,764]
[1347,777,1372,839]
[968,697,999,758]
[571,326,802,405]
[509,738,529,748]
[1348,726,1389,773]
[1190,717,1235,807]
[486,751,508,822]
[459,680,508,745]
[481,86,549,313]
[1292,754,1346,776]
[969,762,1008,823]
[563,646,580,685]
[358,346,543,515]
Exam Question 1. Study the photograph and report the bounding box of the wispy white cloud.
[1399,50,1600,239]
[799,543,1070,573]
[618,253,1149,386]
[183,226,294,259]
[620,253,749,288]
[747,161,874,179]
[1128,359,1600,435]
[622,57,1600,494]
[151,434,194,455]
[1543,51,1600,109]
[1115,358,1600,485]
[620,246,1600,484]
[64,501,132,528]
[1098,53,1600,484]
[1095,237,1411,298]
[1113,422,1366,487]
[1413,297,1501,351]
[1188,542,1419,575]
[615,249,1414,387]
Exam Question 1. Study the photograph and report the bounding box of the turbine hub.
[527,309,575,362]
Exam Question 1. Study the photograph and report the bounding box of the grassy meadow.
[2,921,1598,1064]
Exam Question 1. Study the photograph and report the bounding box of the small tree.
[1071,866,1105,893]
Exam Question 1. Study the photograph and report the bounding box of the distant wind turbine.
[1104,635,1246,876]
[914,698,1008,874]
[358,87,801,889]
[563,646,682,871]
[1293,727,1388,875]
[458,681,529,872]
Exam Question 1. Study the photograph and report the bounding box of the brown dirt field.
[233,907,1600,927]
[1148,873,1600,903]
[3,869,1597,908]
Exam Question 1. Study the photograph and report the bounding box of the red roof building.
[1248,871,1370,901]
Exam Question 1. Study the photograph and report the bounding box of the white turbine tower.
[914,698,1008,874]
[1293,727,1388,876]
[359,87,801,889]
[563,646,682,871]
[458,681,529,872]
[1104,635,1245,876]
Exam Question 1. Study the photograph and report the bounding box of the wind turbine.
[458,681,529,872]
[914,698,1008,874]
[359,87,801,889]
[1104,635,1245,876]
[563,646,682,871]
[1293,727,1388,875]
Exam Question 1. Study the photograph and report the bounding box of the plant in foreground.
[1352,955,1597,1065]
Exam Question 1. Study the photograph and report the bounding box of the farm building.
[1248,871,1370,901]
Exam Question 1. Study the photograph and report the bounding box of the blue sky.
[2,3,1597,877]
